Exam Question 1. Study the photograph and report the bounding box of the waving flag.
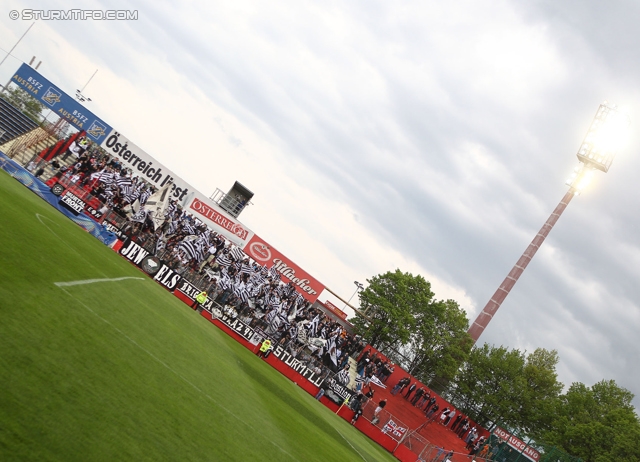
[369,375,387,389]
[382,420,407,438]
[336,368,350,385]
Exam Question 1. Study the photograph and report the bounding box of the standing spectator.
[350,393,364,425]
[192,290,207,309]
[465,428,478,448]
[372,399,387,425]
[379,362,392,382]
[426,403,439,420]
[469,439,481,457]
[450,414,462,431]
[257,338,272,358]
[363,386,375,403]
[417,390,431,408]
[439,408,451,425]
[411,387,425,406]
[444,409,456,426]
[475,443,491,461]
[404,382,417,400]
[424,396,437,412]
[457,420,470,438]
[391,377,408,395]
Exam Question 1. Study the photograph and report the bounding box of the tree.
[1,86,44,123]
[542,380,640,462]
[406,298,473,386]
[351,270,430,350]
[351,270,472,387]
[450,344,562,437]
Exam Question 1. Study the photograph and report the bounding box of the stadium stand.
[0,97,38,144]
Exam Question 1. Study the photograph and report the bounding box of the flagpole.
[335,398,349,415]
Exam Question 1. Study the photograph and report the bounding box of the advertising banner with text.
[11,63,112,144]
[323,300,348,320]
[242,234,325,303]
[100,131,196,205]
[494,427,540,461]
[187,197,254,248]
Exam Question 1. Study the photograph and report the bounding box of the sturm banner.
[202,305,326,387]
[322,378,355,405]
[119,238,182,290]
[215,312,256,343]
[175,279,216,311]
[242,234,325,302]
[270,344,324,387]
[11,63,112,144]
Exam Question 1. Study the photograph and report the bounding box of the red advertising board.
[243,234,325,303]
[324,300,348,320]
[188,197,253,245]
[494,427,540,461]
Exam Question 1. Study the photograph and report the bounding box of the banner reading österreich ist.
[100,132,195,204]
[100,132,254,248]
[242,234,325,303]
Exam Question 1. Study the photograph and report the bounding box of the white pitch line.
[333,427,368,461]
[288,382,369,461]
[54,277,145,287]
[55,286,300,461]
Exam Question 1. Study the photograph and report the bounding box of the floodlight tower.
[468,102,629,343]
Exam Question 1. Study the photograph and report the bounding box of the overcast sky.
[2,0,640,409]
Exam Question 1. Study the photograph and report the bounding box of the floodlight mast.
[467,102,627,344]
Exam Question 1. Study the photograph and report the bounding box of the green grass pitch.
[0,169,397,462]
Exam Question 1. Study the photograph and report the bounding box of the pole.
[335,395,350,414]
[342,284,363,310]
[0,22,36,94]
[323,285,371,321]
[0,22,35,70]
[79,69,98,92]
[468,190,576,343]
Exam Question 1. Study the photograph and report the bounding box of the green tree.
[543,380,640,462]
[1,86,44,123]
[351,270,429,350]
[450,344,562,437]
[407,298,473,386]
[351,270,471,387]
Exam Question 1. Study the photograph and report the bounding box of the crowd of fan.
[387,376,493,459]
[30,135,504,460]
[189,237,370,381]
[30,134,374,384]
[31,134,158,229]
